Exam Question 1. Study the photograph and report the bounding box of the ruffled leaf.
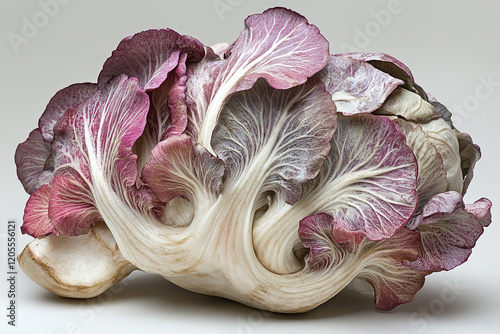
[15,129,52,194]
[134,52,190,172]
[357,227,427,311]
[406,192,491,271]
[212,77,336,204]
[21,184,59,237]
[39,83,98,143]
[142,134,224,205]
[318,55,403,115]
[299,212,426,311]
[98,29,204,91]
[302,114,418,240]
[186,7,329,149]
[340,52,428,100]
[299,213,365,269]
[53,75,149,188]
[466,198,492,228]
[49,173,101,236]
[43,75,153,235]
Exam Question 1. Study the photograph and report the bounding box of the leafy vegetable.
[16,7,491,313]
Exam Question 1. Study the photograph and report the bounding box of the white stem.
[88,156,378,312]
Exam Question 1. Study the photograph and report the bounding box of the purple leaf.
[21,184,59,237]
[186,7,329,148]
[318,55,403,115]
[466,198,492,228]
[357,226,426,311]
[98,29,204,91]
[405,192,491,271]
[39,83,98,143]
[212,77,336,204]
[142,134,224,205]
[134,52,190,172]
[15,129,52,194]
[53,75,149,189]
[299,212,426,311]
[302,114,418,240]
[49,173,101,236]
[299,213,365,269]
[340,52,428,99]
[40,74,154,235]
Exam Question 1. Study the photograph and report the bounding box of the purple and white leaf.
[466,198,492,228]
[98,29,204,91]
[318,55,403,115]
[49,173,102,236]
[142,134,224,205]
[15,128,52,194]
[31,74,155,236]
[38,83,98,143]
[186,7,330,149]
[134,52,190,172]
[340,52,428,99]
[405,191,491,271]
[299,212,426,311]
[21,184,59,237]
[301,114,418,240]
[212,77,336,204]
[356,226,426,311]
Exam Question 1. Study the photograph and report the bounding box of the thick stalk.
[90,153,379,312]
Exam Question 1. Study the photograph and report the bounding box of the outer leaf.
[49,173,101,236]
[357,227,427,311]
[39,83,98,143]
[134,52,190,172]
[375,87,439,122]
[419,118,463,193]
[299,212,426,311]
[340,52,428,100]
[299,213,364,269]
[406,192,491,271]
[21,184,59,236]
[455,131,481,195]
[393,119,448,212]
[302,114,418,240]
[53,75,149,188]
[318,55,403,115]
[98,29,204,91]
[142,134,224,205]
[186,7,329,149]
[44,75,153,236]
[212,77,336,204]
[15,129,52,194]
[466,198,492,228]
[431,101,453,126]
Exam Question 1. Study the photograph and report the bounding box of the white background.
[1,1,499,333]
